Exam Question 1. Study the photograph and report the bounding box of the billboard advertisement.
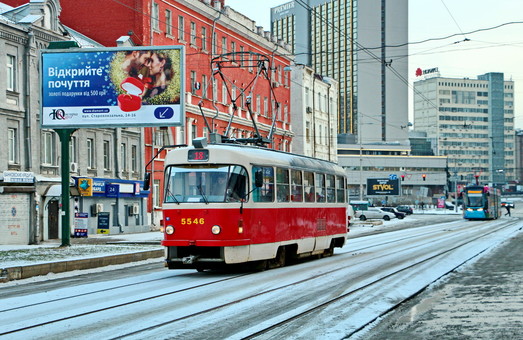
[366,178,400,196]
[40,46,185,128]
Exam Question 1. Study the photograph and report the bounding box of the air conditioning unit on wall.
[90,203,103,216]
[70,162,78,173]
[129,204,140,215]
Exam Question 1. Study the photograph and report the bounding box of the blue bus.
[462,185,501,220]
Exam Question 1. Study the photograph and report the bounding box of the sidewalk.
[0,231,164,282]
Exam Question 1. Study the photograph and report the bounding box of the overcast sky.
[226,0,523,128]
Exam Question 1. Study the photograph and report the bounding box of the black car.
[380,207,406,219]
[396,205,413,215]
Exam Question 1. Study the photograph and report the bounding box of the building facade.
[0,0,149,245]
[50,0,294,226]
[413,72,516,190]
[289,64,338,162]
[271,0,409,145]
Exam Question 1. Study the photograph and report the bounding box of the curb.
[0,249,164,283]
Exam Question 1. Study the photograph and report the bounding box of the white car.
[355,207,396,221]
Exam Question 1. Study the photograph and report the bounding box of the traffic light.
[401,175,405,181]
[422,174,426,181]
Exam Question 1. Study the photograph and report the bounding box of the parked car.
[380,207,406,219]
[501,201,515,208]
[396,205,413,215]
[355,207,396,221]
[445,202,455,210]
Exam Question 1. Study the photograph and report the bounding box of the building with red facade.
[3,0,293,226]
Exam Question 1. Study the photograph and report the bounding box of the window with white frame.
[221,37,227,54]
[121,143,127,171]
[42,131,56,165]
[190,70,197,94]
[153,179,161,207]
[202,74,208,99]
[190,21,197,45]
[239,45,244,66]
[131,144,138,172]
[69,136,77,164]
[165,9,173,36]
[87,138,94,169]
[222,82,227,103]
[7,54,15,91]
[201,26,207,51]
[103,140,111,170]
[152,2,159,31]
[178,15,185,41]
[212,32,217,54]
[8,127,18,164]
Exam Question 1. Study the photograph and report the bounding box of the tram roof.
[164,143,345,175]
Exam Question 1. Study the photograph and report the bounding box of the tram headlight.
[165,225,175,235]
[211,225,221,235]
[477,208,483,211]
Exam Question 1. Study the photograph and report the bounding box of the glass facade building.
[271,0,408,145]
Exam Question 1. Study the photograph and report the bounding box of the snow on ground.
[0,231,163,267]
[0,204,506,269]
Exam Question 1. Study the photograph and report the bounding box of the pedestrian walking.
[505,205,511,216]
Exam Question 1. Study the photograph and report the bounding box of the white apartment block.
[414,72,515,188]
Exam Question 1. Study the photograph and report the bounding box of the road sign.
[97,212,110,234]
[106,183,120,198]
[77,178,93,196]
[388,174,398,180]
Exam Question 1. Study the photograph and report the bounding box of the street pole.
[56,128,76,247]
[47,41,79,247]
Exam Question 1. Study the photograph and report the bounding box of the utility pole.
[47,40,79,247]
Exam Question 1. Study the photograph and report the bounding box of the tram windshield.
[164,164,248,203]
[465,192,484,207]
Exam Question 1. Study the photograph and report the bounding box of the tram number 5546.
[181,218,205,225]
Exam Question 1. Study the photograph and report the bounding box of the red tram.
[160,141,349,271]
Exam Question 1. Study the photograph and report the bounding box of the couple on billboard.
[113,48,181,112]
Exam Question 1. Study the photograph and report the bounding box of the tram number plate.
[188,149,209,162]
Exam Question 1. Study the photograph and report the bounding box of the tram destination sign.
[367,178,400,196]
[40,46,185,128]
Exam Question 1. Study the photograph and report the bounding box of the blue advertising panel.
[106,183,120,198]
[40,46,185,128]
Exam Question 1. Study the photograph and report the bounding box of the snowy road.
[1,216,521,339]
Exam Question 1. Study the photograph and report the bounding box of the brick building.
[3,0,294,226]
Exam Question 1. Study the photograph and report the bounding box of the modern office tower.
[271,0,409,145]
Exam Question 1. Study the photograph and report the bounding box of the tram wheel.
[268,247,286,269]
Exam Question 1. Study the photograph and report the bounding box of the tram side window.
[252,166,274,202]
[304,171,315,202]
[326,174,336,202]
[291,169,303,202]
[227,166,248,202]
[336,176,346,203]
[276,168,290,202]
[316,173,326,202]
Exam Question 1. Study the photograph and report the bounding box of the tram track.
[111,220,521,339]
[243,219,522,339]
[0,272,251,337]
[1,219,520,339]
